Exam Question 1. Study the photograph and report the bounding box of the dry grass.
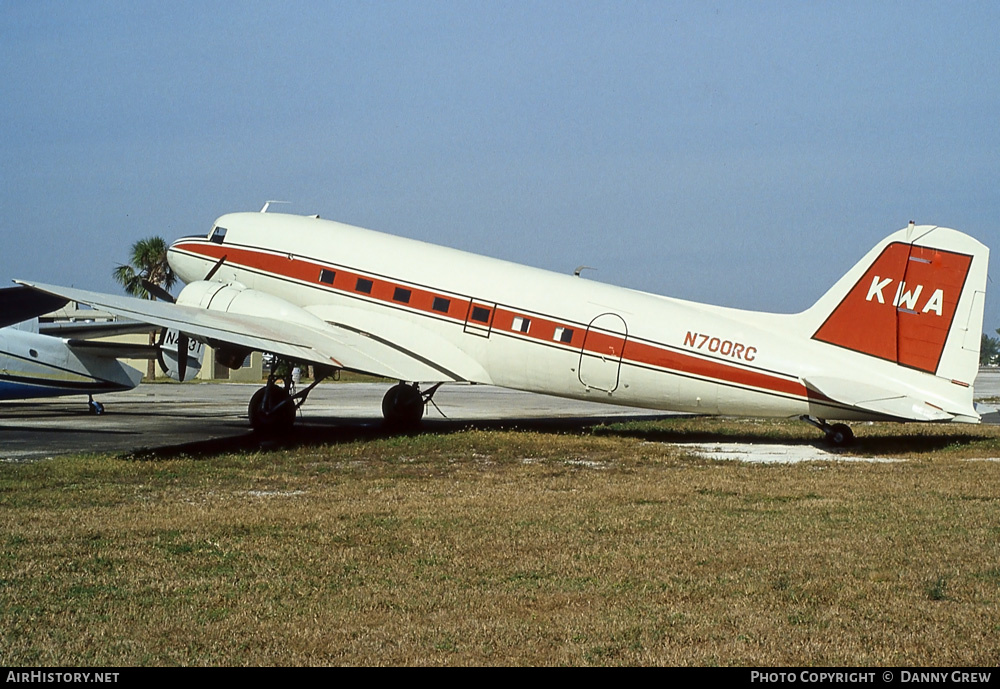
[2,417,999,666]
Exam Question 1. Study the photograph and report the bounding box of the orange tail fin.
[805,224,987,384]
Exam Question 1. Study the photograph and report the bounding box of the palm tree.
[112,237,176,379]
[982,332,1000,367]
[112,237,175,300]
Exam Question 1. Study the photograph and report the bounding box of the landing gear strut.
[87,395,104,416]
[381,382,443,429]
[248,362,335,434]
[800,415,855,447]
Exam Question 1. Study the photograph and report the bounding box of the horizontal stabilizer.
[852,397,956,423]
[803,375,957,422]
[975,401,998,416]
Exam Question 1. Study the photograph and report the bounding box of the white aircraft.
[16,212,989,444]
[0,286,201,412]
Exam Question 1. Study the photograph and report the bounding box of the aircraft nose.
[166,238,182,272]
[167,236,205,285]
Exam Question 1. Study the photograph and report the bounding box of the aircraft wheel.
[88,399,105,415]
[826,423,855,447]
[248,385,296,434]
[382,383,424,429]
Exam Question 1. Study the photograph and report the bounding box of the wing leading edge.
[15,281,468,384]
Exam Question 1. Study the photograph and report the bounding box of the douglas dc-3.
[16,210,989,445]
[0,286,202,412]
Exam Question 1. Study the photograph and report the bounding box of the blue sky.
[2,1,997,332]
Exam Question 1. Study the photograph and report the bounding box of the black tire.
[248,385,296,434]
[827,423,855,447]
[381,383,424,428]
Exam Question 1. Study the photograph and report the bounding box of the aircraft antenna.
[574,265,597,278]
[260,200,291,213]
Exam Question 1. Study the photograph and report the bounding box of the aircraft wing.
[63,340,161,360]
[39,319,157,338]
[0,285,70,328]
[304,303,493,384]
[16,281,467,383]
[802,376,959,422]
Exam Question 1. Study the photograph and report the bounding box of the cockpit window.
[210,226,228,244]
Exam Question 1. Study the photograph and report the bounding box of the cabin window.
[554,327,574,343]
[210,227,227,244]
[356,277,373,294]
[393,287,411,303]
[470,306,490,323]
[319,269,336,285]
[432,297,451,313]
[512,316,530,333]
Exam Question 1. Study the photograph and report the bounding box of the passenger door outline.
[578,313,628,392]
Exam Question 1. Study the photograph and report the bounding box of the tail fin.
[804,224,988,386]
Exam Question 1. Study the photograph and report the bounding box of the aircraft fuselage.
[0,326,143,401]
[165,213,983,424]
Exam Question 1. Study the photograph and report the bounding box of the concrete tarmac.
[0,383,675,462]
[3,368,999,462]
[975,367,1000,398]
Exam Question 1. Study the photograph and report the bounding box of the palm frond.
[113,236,176,300]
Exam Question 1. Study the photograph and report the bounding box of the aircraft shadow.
[119,413,992,461]
[588,425,990,455]
[119,413,679,460]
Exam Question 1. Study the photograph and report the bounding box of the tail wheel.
[248,385,296,434]
[826,423,855,447]
[382,383,424,428]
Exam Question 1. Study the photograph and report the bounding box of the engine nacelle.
[214,345,251,370]
[175,280,330,335]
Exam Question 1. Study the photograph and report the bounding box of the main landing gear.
[248,363,335,434]
[247,366,443,434]
[87,395,104,415]
[800,415,855,447]
[248,382,296,434]
[381,382,443,429]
